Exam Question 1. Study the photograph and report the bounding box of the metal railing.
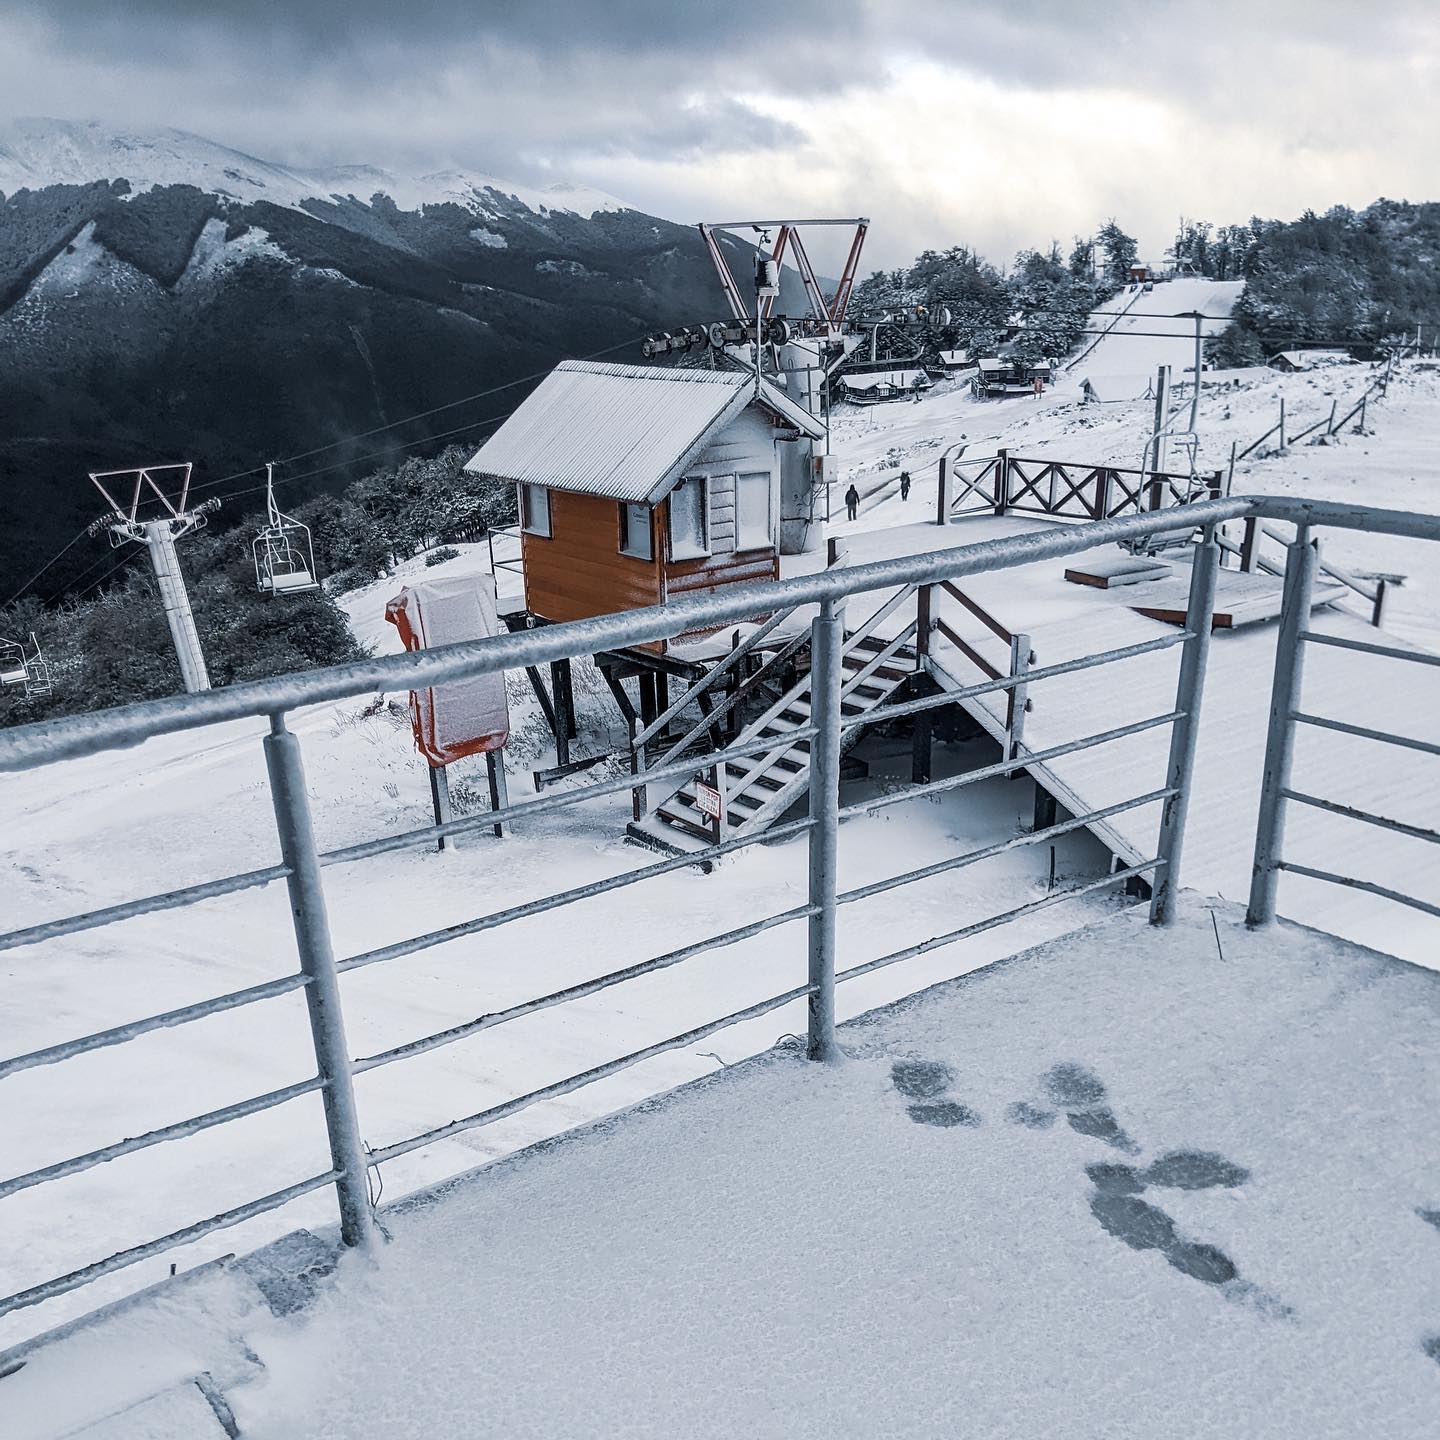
[0,494,1435,1333]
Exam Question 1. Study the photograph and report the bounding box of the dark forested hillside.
[0,172,786,604]
[1181,202,1440,365]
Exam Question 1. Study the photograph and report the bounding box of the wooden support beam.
[550,659,572,767]
[523,664,557,735]
[1033,783,1058,832]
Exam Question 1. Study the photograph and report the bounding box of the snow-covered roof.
[464,361,823,503]
[1270,349,1349,369]
[842,369,930,391]
[977,358,1007,373]
[938,349,972,366]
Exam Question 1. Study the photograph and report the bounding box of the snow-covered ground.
[2,278,1437,1367]
[11,900,1435,1438]
[230,902,1439,1440]
[0,551,1118,1351]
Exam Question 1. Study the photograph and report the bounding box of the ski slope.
[1071,277,1244,396]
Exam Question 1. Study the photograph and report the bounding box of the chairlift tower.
[88,463,219,694]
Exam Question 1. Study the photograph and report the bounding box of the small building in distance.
[937,348,975,372]
[464,361,825,632]
[837,368,933,404]
[1268,349,1351,373]
[1128,263,1152,283]
[972,356,1054,397]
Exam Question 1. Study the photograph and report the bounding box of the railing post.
[1004,632,1033,763]
[1277,396,1287,453]
[993,448,1009,516]
[263,712,377,1252]
[805,595,845,1062]
[935,455,953,526]
[1246,525,1318,927]
[1149,524,1221,924]
[915,584,932,669]
[1371,577,1389,629]
[629,716,646,822]
[428,762,453,852]
[1095,469,1114,519]
[1239,515,1258,573]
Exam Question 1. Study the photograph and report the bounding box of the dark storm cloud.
[4,1,1438,266]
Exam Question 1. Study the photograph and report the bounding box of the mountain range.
[0,119,785,601]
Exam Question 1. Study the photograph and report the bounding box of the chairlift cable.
[5,334,647,608]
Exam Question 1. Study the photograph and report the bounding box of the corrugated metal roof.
[841,369,930,390]
[464,360,822,503]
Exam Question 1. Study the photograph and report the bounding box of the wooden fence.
[944,451,1220,524]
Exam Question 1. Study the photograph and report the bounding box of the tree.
[1096,219,1138,286]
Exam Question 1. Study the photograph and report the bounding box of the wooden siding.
[522,490,661,625]
[665,545,779,600]
[519,408,782,647]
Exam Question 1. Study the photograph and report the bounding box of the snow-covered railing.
[1223,517,1397,626]
[1232,360,1392,470]
[941,450,1219,522]
[0,494,1435,1341]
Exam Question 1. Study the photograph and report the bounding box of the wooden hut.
[464,360,826,631]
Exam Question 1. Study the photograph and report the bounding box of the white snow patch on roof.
[465,360,822,502]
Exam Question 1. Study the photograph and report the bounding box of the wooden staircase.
[627,588,919,856]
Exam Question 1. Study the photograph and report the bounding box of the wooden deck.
[836,516,1440,955]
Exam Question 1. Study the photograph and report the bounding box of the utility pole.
[88,463,218,693]
[1148,364,1171,476]
[1189,311,1204,433]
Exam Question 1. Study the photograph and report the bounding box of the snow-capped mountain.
[0,117,628,218]
[0,120,785,599]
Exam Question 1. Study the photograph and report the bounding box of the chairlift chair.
[253,463,321,597]
[0,632,53,697]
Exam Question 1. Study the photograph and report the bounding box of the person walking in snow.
[899,470,912,501]
[844,483,860,522]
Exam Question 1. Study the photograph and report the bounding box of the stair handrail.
[635,546,857,753]
[632,602,799,751]
[939,579,1013,645]
[728,618,921,834]
[647,626,813,778]
[1234,517,1396,624]
[718,584,921,769]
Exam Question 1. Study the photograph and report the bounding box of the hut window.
[735,471,773,551]
[520,483,551,537]
[668,477,709,560]
[619,502,653,561]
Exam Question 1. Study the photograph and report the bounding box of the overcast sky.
[2,0,1438,269]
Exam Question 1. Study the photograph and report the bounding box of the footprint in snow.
[890,1058,981,1128]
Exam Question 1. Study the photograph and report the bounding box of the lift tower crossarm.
[698,223,750,322]
[698,217,870,330]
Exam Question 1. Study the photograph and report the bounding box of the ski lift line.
[70,409,516,604]
[183,332,649,501]
[1,529,91,611]
[8,331,648,610]
[219,409,514,507]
